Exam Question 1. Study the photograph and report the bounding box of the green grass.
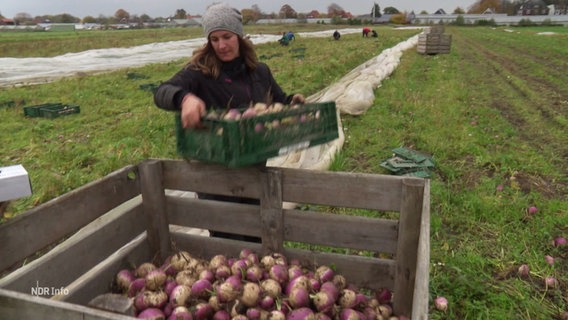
[333,26,567,319]
[1,25,567,319]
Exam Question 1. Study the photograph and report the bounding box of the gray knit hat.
[202,3,244,38]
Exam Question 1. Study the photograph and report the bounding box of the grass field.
[1,25,567,319]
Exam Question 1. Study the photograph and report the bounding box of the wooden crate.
[417,34,452,54]
[0,159,430,319]
[423,25,445,34]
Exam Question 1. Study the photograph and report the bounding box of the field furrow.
[451,28,568,178]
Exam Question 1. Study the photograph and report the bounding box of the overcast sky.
[1,0,476,19]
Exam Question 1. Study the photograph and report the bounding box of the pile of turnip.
[113,249,406,320]
[205,103,321,134]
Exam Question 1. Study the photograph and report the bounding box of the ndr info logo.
[31,281,69,296]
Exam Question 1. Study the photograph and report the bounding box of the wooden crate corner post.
[393,178,426,318]
[139,160,172,263]
[260,168,284,255]
[412,179,431,320]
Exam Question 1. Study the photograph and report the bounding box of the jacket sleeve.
[153,68,194,111]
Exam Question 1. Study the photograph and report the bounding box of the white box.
[0,165,32,202]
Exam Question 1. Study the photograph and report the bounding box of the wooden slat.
[282,247,396,291]
[161,159,262,199]
[411,180,431,320]
[393,178,426,318]
[52,233,151,305]
[0,288,134,320]
[0,197,146,294]
[170,231,262,261]
[167,196,399,253]
[284,210,399,253]
[139,160,171,262]
[160,159,408,211]
[279,167,405,211]
[260,169,284,254]
[167,196,261,237]
[0,165,140,272]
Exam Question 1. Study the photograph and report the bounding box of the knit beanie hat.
[202,3,244,38]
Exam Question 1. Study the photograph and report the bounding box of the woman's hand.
[291,93,305,105]
[180,93,206,129]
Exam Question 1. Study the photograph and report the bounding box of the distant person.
[362,27,371,37]
[371,30,378,38]
[279,32,290,46]
[286,31,295,41]
[333,30,341,40]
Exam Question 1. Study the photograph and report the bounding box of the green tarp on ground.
[380,147,435,178]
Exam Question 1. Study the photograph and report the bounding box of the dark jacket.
[154,59,294,112]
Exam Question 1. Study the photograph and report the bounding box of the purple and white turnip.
[116,269,136,292]
[111,249,405,320]
[517,264,530,278]
[434,296,448,312]
[135,290,168,311]
[190,279,213,299]
[136,262,158,278]
[206,102,322,137]
[553,236,567,247]
[544,276,558,289]
[128,278,147,298]
[168,306,192,320]
[169,284,191,307]
[137,307,166,319]
[145,269,167,291]
[240,282,262,307]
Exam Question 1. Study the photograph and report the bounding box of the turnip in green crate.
[176,102,339,167]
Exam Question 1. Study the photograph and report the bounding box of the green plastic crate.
[23,103,80,118]
[139,83,159,93]
[24,103,61,117]
[0,100,16,109]
[176,102,339,167]
[40,104,80,118]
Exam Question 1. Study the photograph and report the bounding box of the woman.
[154,3,305,242]
[154,3,305,129]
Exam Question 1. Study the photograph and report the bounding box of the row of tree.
[3,3,351,25]
[2,0,566,26]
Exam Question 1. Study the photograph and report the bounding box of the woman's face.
[209,30,240,62]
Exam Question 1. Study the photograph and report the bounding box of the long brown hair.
[187,36,258,79]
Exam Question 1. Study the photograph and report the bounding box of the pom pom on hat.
[202,3,244,38]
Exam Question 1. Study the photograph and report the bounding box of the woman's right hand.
[180,93,206,129]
